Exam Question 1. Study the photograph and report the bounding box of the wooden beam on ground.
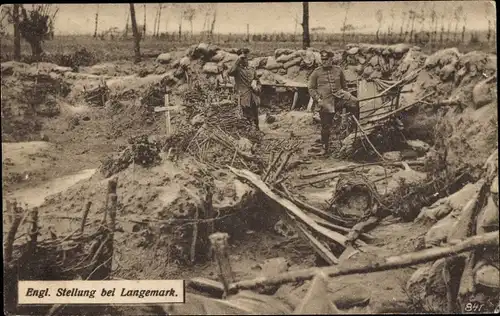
[228,166,349,247]
[228,231,499,292]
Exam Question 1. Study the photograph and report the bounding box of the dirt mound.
[408,149,499,313]
[37,156,255,265]
[1,62,72,141]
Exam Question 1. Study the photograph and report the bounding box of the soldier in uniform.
[308,50,359,155]
[228,48,261,130]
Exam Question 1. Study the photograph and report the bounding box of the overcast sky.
[12,1,498,35]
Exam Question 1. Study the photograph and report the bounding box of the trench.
[3,43,497,315]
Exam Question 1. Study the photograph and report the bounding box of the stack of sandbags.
[342,43,413,80]
[156,53,172,64]
[423,47,461,82]
[408,149,499,312]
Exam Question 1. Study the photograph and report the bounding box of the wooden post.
[105,178,117,279]
[165,94,172,136]
[5,201,22,264]
[80,201,92,234]
[291,90,299,110]
[154,93,173,137]
[209,232,234,298]
[306,97,314,112]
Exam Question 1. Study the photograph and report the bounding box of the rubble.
[408,149,499,312]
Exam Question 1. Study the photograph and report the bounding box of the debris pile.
[83,82,110,107]
[3,181,117,315]
[407,149,499,313]
[99,134,162,178]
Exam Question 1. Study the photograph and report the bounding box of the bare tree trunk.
[487,20,492,43]
[210,9,217,41]
[302,2,310,49]
[124,12,129,38]
[129,3,141,63]
[409,17,416,43]
[153,8,158,37]
[178,19,182,41]
[28,40,43,61]
[341,5,350,45]
[454,21,459,42]
[157,4,162,37]
[93,5,99,38]
[142,4,146,39]
[13,4,21,61]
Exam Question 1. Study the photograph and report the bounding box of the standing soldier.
[228,48,261,130]
[308,50,358,155]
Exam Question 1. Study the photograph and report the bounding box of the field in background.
[1,30,496,64]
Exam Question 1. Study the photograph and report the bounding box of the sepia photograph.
[1,1,498,315]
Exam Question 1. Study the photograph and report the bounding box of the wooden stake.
[209,232,234,298]
[80,201,92,234]
[165,94,171,136]
[291,90,299,110]
[5,201,23,264]
[306,97,314,112]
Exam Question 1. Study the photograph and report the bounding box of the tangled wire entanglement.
[327,173,386,226]
[99,135,162,178]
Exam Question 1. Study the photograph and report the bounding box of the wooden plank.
[154,106,167,112]
[165,94,172,136]
[306,97,314,112]
[228,166,349,247]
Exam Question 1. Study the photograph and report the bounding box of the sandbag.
[424,47,461,68]
[265,57,283,70]
[475,264,500,289]
[185,44,198,57]
[203,62,222,74]
[275,48,295,58]
[223,53,239,64]
[425,211,459,247]
[391,43,411,54]
[313,52,322,65]
[472,77,494,108]
[346,47,359,55]
[296,49,307,57]
[287,65,301,77]
[179,56,191,68]
[476,195,499,234]
[211,51,227,63]
[249,57,266,69]
[156,53,172,64]
[225,47,239,54]
[354,64,364,74]
[276,52,298,63]
[369,55,379,67]
[283,56,302,69]
[439,63,456,82]
[356,56,366,64]
[362,65,374,77]
[302,50,316,68]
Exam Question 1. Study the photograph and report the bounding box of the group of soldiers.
[228,48,360,156]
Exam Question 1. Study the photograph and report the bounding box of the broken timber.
[227,231,499,292]
[228,166,355,248]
